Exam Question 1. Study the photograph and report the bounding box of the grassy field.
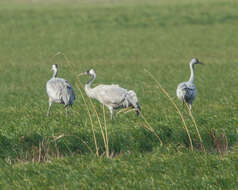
[0,0,238,189]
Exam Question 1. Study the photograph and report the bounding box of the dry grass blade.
[52,52,99,156]
[221,133,228,152]
[51,133,94,154]
[116,107,131,115]
[115,105,163,145]
[185,103,205,152]
[75,81,99,156]
[88,98,109,157]
[62,135,94,154]
[211,129,228,155]
[140,111,163,146]
[53,134,65,141]
[116,108,137,115]
[144,69,193,151]
[38,140,42,162]
[58,52,112,157]
[124,108,137,114]
[103,104,109,158]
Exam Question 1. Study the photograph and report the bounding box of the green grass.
[0,0,238,189]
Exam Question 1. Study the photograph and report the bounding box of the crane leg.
[47,101,52,116]
[108,107,114,120]
[182,100,184,117]
[65,106,69,116]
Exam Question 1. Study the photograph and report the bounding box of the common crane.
[46,64,75,116]
[79,69,141,119]
[176,58,203,112]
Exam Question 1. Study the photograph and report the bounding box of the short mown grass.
[0,0,238,189]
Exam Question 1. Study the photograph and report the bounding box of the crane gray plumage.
[79,69,141,119]
[176,58,203,111]
[46,64,75,116]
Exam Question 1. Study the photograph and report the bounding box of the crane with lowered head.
[79,68,141,119]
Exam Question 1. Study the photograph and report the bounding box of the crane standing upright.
[46,64,75,116]
[176,58,203,112]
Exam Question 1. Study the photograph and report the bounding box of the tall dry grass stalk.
[211,129,228,155]
[140,112,163,145]
[53,52,111,157]
[144,69,194,151]
[75,82,99,156]
[116,107,163,145]
[53,134,94,154]
[15,134,95,163]
[185,103,205,151]
[103,104,109,158]
[88,98,110,157]
[52,52,99,156]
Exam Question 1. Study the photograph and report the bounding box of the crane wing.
[177,82,196,103]
[93,85,128,105]
[46,78,75,105]
[62,80,75,106]
[178,82,195,91]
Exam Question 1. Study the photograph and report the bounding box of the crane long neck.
[188,63,195,83]
[85,74,96,98]
[52,69,58,78]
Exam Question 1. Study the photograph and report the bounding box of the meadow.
[0,0,238,189]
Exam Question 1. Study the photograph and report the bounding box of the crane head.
[88,69,96,76]
[52,64,58,71]
[190,58,204,65]
[78,68,96,77]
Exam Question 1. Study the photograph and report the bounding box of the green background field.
[0,0,238,189]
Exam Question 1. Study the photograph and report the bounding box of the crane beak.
[199,62,204,65]
[78,72,87,76]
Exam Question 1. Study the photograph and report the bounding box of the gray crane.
[79,69,141,119]
[46,64,75,116]
[176,58,203,112]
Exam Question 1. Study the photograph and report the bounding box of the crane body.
[46,64,75,116]
[176,58,203,111]
[79,69,141,119]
